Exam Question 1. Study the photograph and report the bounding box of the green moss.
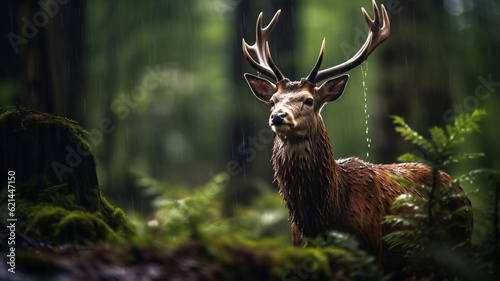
[0,182,134,243]
[25,205,126,242]
[94,193,135,235]
[56,211,113,241]
[0,108,134,244]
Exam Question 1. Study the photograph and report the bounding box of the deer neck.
[272,119,345,237]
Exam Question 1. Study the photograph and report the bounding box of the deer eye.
[269,101,275,107]
[304,99,314,106]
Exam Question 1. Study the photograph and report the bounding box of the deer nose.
[271,112,287,125]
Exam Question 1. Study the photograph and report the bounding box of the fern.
[38,183,68,201]
[391,115,434,155]
[311,231,388,280]
[37,183,77,209]
[49,193,76,209]
[384,109,487,278]
[134,171,228,241]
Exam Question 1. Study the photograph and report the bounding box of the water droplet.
[361,63,371,159]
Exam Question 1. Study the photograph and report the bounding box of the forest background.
[1,0,499,248]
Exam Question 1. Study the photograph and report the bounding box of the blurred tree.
[375,0,454,163]
[376,0,500,170]
[3,0,85,124]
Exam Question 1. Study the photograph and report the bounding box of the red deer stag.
[242,0,472,270]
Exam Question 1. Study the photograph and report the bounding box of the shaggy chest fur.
[272,123,346,238]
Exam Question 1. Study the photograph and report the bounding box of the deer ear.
[244,73,277,102]
[316,74,349,103]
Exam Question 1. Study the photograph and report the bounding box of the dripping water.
[361,62,371,159]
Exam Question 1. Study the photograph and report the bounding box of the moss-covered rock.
[25,206,115,242]
[0,107,134,243]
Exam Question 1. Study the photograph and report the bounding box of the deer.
[242,0,472,271]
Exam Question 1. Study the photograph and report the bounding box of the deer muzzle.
[271,112,287,125]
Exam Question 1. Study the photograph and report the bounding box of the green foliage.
[391,109,486,168]
[57,116,90,135]
[25,206,118,243]
[384,109,488,278]
[471,169,500,275]
[131,170,289,244]
[131,171,229,243]
[0,105,19,114]
[156,172,227,240]
[127,171,388,280]
[310,232,388,281]
[38,183,76,209]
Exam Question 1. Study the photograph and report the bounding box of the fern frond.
[429,127,448,153]
[389,175,430,195]
[446,205,473,221]
[389,194,428,212]
[383,230,421,249]
[455,169,491,185]
[397,152,432,166]
[391,115,434,153]
[38,183,68,201]
[445,109,486,147]
[443,152,484,167]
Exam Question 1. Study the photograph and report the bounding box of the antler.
[242,10,285,82]
[306,0,390,84]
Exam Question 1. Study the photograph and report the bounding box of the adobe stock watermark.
[443,74,499,122]
[51,64,171,182]
[208,125,275,186]
[111,65,174,120]
[211,0,243,20]
[51,118,115,182]
[282,256,319,281]
[406,73,498,162]
[7,0,70,54]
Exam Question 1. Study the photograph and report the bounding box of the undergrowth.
[129,170,387,280]
[384,109,500,280]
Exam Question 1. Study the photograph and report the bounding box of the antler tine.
[362,0,390,57]
[311,0,390,84]
[242,10,285,82]
[306,38,326,83]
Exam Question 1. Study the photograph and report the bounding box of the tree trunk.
[376,0,452,163]
[9,0,85,125]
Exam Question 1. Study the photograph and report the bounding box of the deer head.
[243,0,390,139]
